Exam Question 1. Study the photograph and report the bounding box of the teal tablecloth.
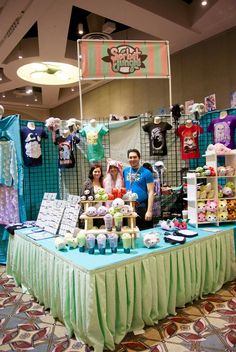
[6,225,236,351]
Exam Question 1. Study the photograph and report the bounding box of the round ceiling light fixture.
[201,0,207,6]
[17,62,79,85]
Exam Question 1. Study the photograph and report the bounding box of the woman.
[80,164,104,198]
[103,158,124,194]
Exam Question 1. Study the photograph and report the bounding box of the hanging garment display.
[54,134,80,168]
[0,115,26,222]
[177,123,203,160]
[0,139,18,189]
[142,121,172,156]
[20,125,48,167]
[207,114,236,149]
[80,121,109,162]
[0,185,19,225]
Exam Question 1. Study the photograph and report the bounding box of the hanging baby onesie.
[0,185,19,225]
[54,134,80,168]
[177,124,203,160]
[0,140,18,189]
[21,126,48,167]
[207,114,236,149]
[142,121,172,156]
[80,123,109,162]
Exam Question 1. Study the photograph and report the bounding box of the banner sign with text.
[78,40,170,80]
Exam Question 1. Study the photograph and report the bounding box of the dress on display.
[20,126,48,167]
[80,123,109,162]
[207,114,236,149]
[176,124,203,160]
[142,121,172,156]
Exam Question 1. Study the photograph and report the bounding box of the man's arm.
[145,182,154,221]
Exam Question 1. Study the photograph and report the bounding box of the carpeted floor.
[0,264,235,351]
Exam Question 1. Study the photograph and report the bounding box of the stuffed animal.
[222,186,234,198]
[197,201,206,213]
[143,233,160,248]
[217,166,227,176]
[173,218,188,229]
[189,103,205,119]
[120,204,133,215]
[198,212,206,222]
[122,191,138,201]
[206,143,231,155]
[159,220,176,231]
[218,199,227,211]
[55,237,67,250]
[207,190,215,199]
[97,206,108,216]
[218,210,228,222]
[206,211,217,222]
[218,185,223,198]
[225,165,235,176]
[94,188,108,201]
[206,200,218,212]
[112,198,125,210]
[227,199,236,211]
[225,181,235,191]
[85,206,97,217]
[227,210,236,220]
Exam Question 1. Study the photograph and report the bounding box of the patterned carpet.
[0,264,235,352]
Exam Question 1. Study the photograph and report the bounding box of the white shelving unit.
[186,150,236,227]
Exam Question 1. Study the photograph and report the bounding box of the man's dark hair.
[127,149,141,158]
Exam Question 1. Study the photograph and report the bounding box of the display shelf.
[80,200,139,237]
[187,149,236,227]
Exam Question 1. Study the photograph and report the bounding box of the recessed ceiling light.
[25,86,33,95]
[71,88,75,92]
[201,0,207,6]
[26,104,29,106]
[2,93,5,98]
[17,62,79,86]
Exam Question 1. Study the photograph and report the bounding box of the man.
[123,149,154,230]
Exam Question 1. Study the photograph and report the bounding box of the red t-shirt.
[177,124,203,160]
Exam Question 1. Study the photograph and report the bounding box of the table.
[6,225,236,352]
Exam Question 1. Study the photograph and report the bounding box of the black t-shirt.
[54,135,80,169]
[142,121,172,156]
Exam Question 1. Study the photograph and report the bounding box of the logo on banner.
[102,45,147,74]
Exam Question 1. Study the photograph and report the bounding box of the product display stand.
[186,150,236,227]
[80,200,139,237]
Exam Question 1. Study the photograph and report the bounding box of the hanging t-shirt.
[54,134,80,169]
[207,115,236,149]
[80,123,109,162]
[21,126,48,167]
[142,122,172,156]
[177,124,203,160]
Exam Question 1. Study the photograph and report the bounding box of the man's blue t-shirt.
[123,165,153,205]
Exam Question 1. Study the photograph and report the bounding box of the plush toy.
[159,219,176,231]
[227,199,236,211]
[218,210,228,222]
[66,237,78,249]
[218,185,223,198]
[85,206,97,217]
[206,143,231,155]
[97,206,108,216]
[227,210,236,220]
[222,186,234,198]
[218,199,227,211]
[173,218,188,229]
[189,103,205,118]
[198,212,206,222]
[120,204,133,215]
[122,191,138,201]
[94,188,108,201]
[207,190,215,199]
[206,211,217,222]
[112,198,125,210]
[55,237,67,250]
[206,200,218,212]
[225,165,235,176]
[143,233,160,248]
[217,166,227,176]
[171,104,184,121]
[225,181,235,191]
[197,201,206,213]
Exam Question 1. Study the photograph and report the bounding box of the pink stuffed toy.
[198,212,206,222]
[207,143,231,155]
[206,200,218,212]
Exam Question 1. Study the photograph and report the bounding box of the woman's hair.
[88,164,103,183]
[143,162,153,173]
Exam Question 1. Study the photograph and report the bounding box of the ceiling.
[0,0,236,112]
